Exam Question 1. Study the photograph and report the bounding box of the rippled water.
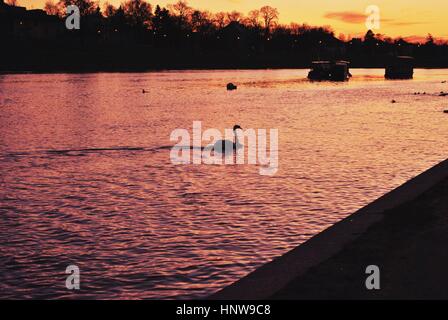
[1,69,448,299]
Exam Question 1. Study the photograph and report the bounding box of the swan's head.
[233,125,242,132]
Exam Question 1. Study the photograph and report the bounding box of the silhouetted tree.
[6,0,19,6]
[364,29,375,42]
[227,11,242,23]
[108,5,127,31]
[190,10,213,34]
[102,2,117,18]
[122,0,152,28]
[5,0,448,71]
[246,10,261,28]
[151,4,177,44]
[168,0,192,31]
[58,0,97,16]
[213,12,227,29]
[168,0,191,18]
[44,0,63,16]
[260,6,278,33]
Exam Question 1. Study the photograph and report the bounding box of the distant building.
[0,0,26,38]
[0,0,63,40]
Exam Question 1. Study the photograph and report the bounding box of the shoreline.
[1,67,448,75]
[210,158,448,299]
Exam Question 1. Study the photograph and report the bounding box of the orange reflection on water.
[1,69,448,298]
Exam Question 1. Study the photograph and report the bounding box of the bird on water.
[213,125,243,154]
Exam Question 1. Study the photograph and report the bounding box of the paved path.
[211,159,448,300]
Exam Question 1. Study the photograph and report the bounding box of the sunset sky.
[20,0,448,41]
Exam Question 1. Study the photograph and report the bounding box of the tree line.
[44,0,282,34]
[3,0,448,71]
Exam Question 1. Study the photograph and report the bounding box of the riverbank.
[2,67,448,75]
[211,158,448,299]
[2,43,448,74]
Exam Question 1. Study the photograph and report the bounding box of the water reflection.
[0,69,448,299]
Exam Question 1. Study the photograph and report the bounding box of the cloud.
[403,35,448,43]
[324,11,366,24]
[387,21,427,26]
[403,35,428,43]
[324,11,426,27]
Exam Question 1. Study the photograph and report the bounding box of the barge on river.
[385,56,414,80]
[307,61,351,81]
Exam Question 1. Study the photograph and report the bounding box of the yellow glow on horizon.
[19,0,448,40]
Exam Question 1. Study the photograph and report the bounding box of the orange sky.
[20,0,448,41]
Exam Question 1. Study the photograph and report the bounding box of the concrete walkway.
[211,159,448,300]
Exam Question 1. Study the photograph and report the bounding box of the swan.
[213,125,243,154]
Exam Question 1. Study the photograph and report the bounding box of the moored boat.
[385,56,414,79]
[308,60,351,81]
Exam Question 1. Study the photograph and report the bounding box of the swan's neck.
[233,130,239,147]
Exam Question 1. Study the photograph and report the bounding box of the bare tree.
[190,10,212,33]
[226,10,242,23]
[6,0,19,6]
[260,6,279,32]
[168,0,192,21]
[245,9,260,28]
[213,11,227,28]
[102,1,117,18]
[44,0,62,16]
[58,0,97,16]
[289,22,301,35]
[123,0,152,27]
